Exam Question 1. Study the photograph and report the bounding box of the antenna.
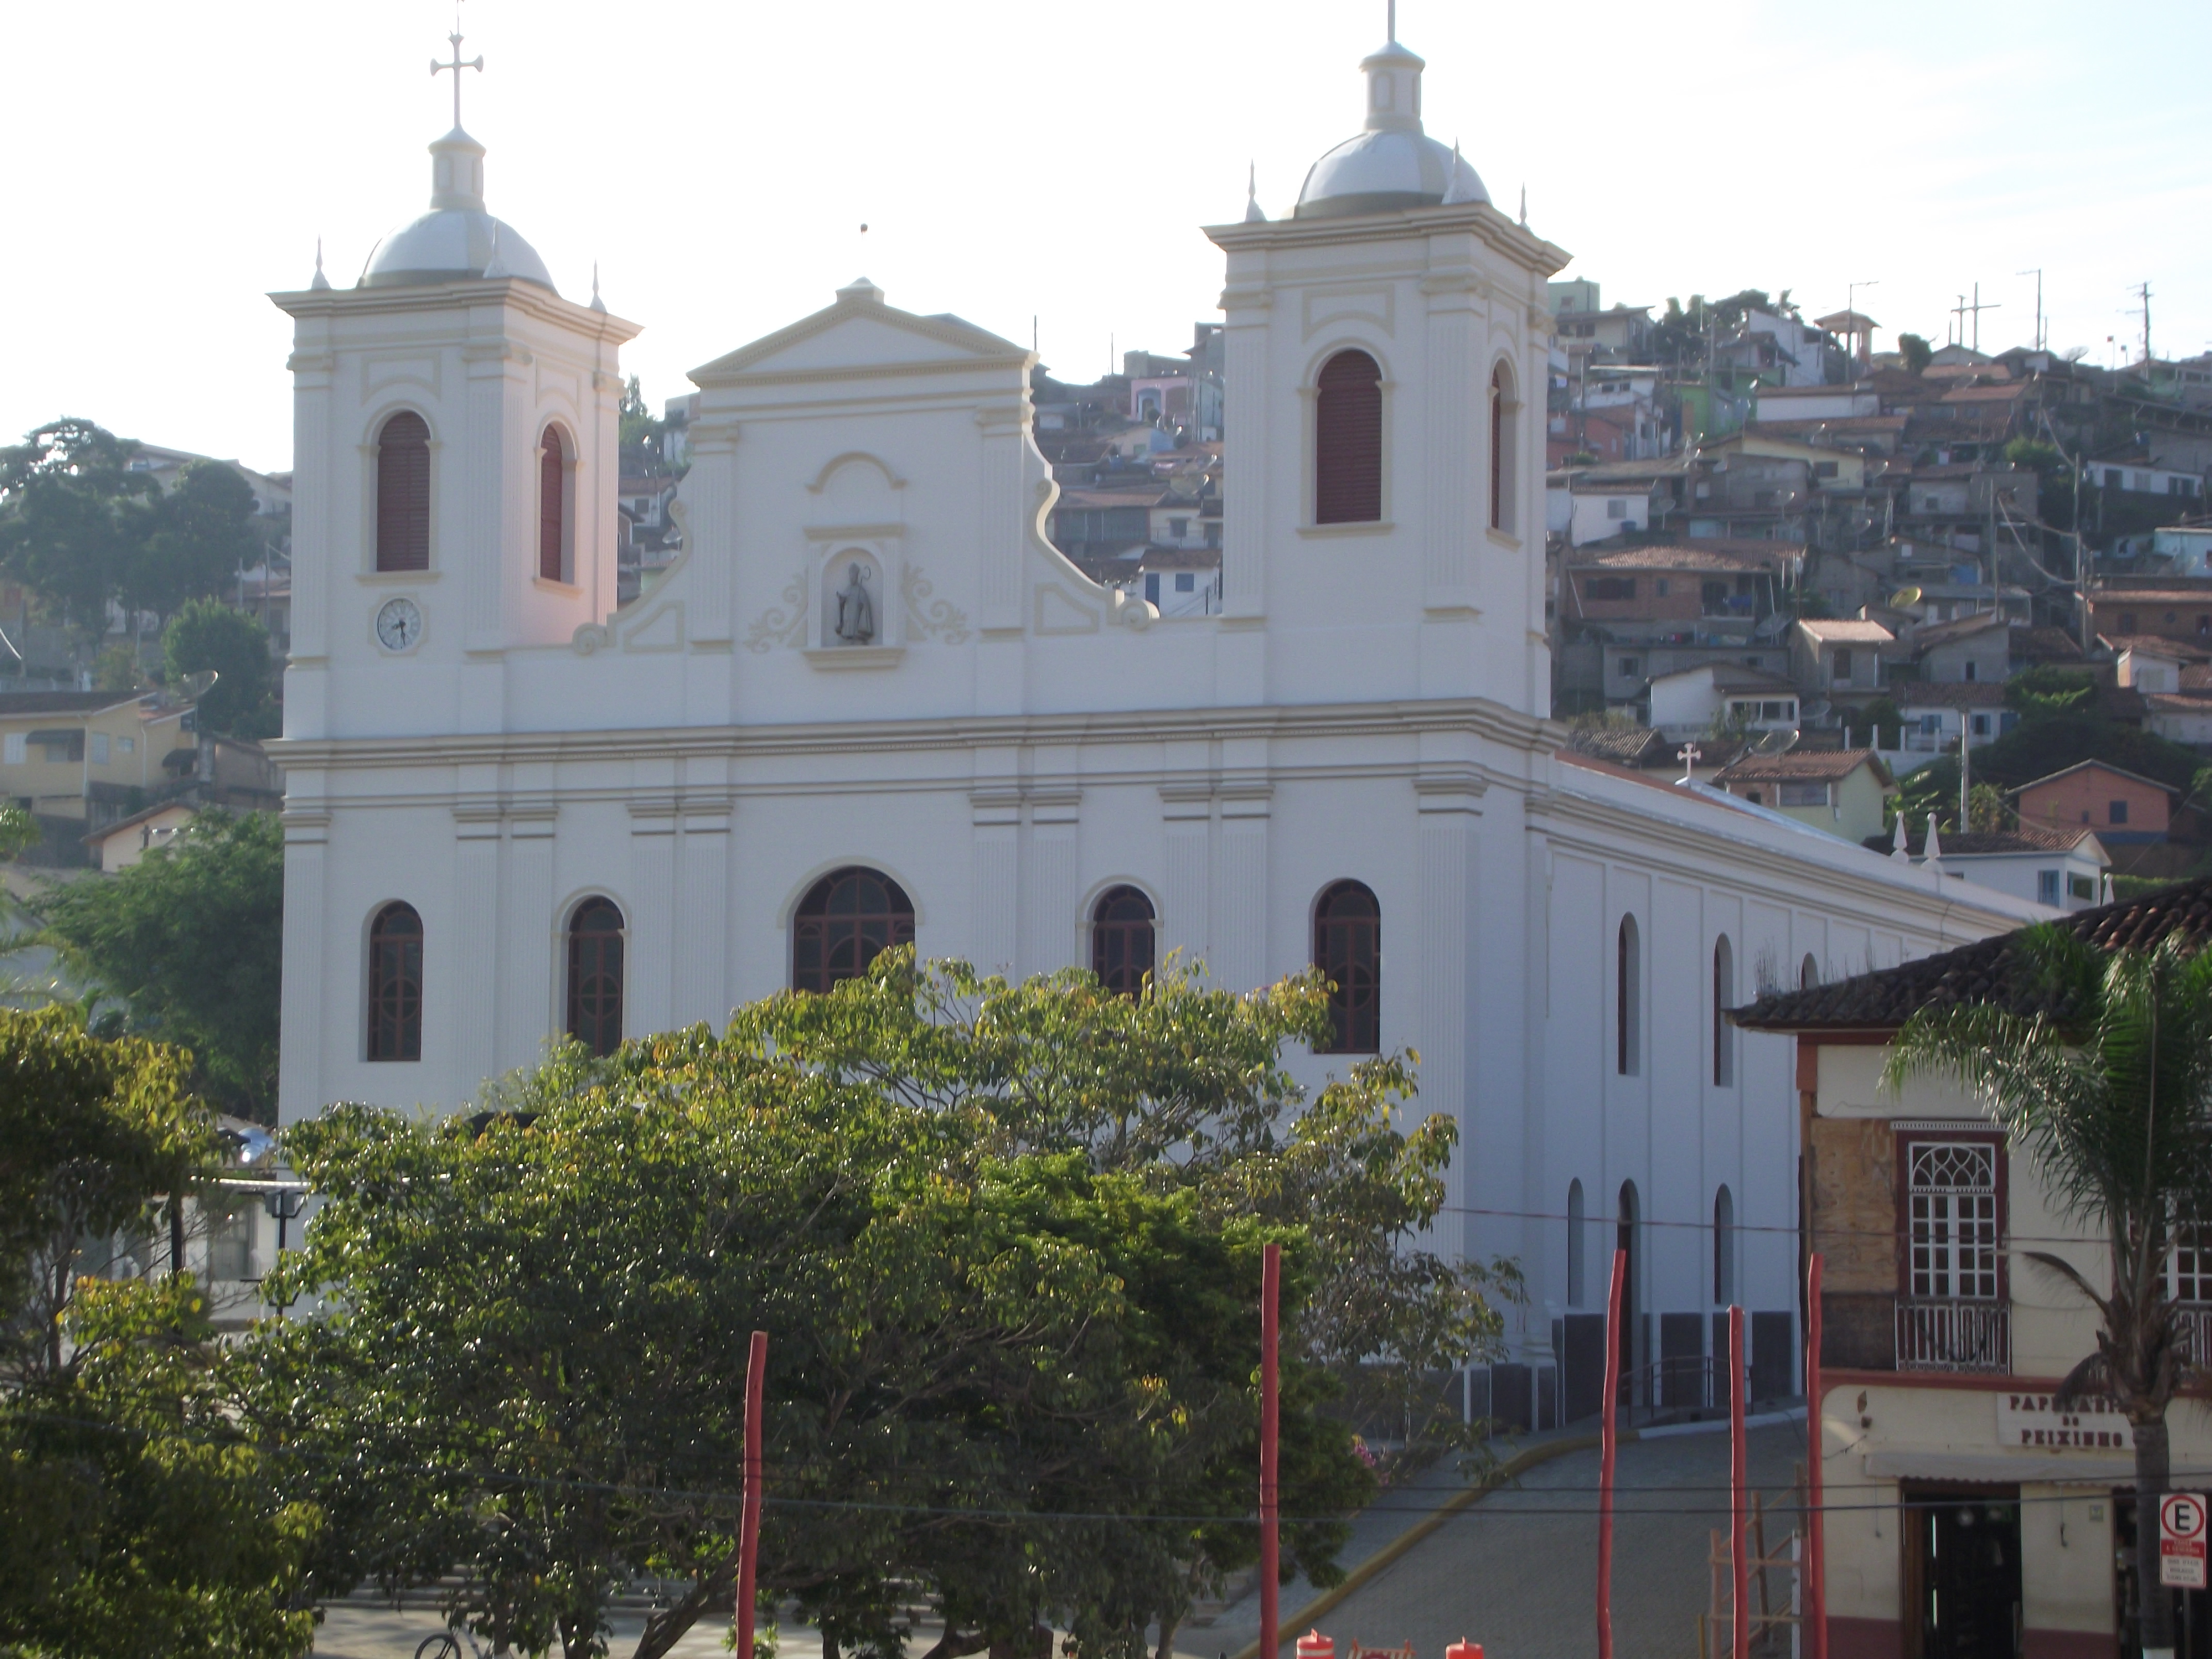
[1387,0,1397,42]
[2016,269,2044,352]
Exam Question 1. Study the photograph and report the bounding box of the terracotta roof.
[1650,662,1799,693]
[1715,747,1888,785]
[1895,680,2008,707]
[1912,611,2010,649]
[1571,544,1775,574]
[0,691,141,717]
[2087,588,2212,607]
[2145,692,2212,713]
[2009,625,2085,662]
[1565,726,1669,767]
[1797,619,1896,643]
[2184,664,2212,692]
[1733,876,2212,1033]
[2100,633,2210,661]
[1861,821,2100,857]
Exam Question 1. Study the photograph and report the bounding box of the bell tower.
[271,24,640,741]
[1205,22,1567,715]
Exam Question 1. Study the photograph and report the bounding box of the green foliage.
[0,419,158,639]
[1882,930,2212,1650]
[0,1005,209,1371]
[93,643,149,694]
[0,425,261,645]
[2006,664,2096,720]
[1967,782,2009,832]
[1860,696,1904,750]
[1897,333,1933,374]
[164,597,276,737]
[1,1276,320,1659]
[252,954,1505,1659]
[619,375,668,476]
[131,462,261,624]
[2005,437,2065,474]
[0,804,36,864]
[38,811,283,1121]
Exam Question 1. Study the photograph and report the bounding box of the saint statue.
[833,561,875,644]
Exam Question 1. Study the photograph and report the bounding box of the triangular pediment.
[692,285,1024,385]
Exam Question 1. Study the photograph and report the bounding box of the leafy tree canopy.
[38,810,284,1123]
[131,461,261,625]
[164,597,276,738]
[0,419,158,639]
[1897,333,1934,375]
[252,953,1507,1659]
[2005,664,2097,721]
[620,375,669,476]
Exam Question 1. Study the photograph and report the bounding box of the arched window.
[1313,880,1381,1053]
[565,897,624,1057]
[1800,952,1820,990]
[375,412,430,573]
[1314,350,1382,525]
[1091,886,1156,997]
[1567,1179,1586,1308]
[1713,1185,1735,1305]
[367,902,424,1061]
[1489,363,1517,533]
[1712,934,1735,1087]
[538,425,569,583]
[792,866,915,995]
[1616,914,1640,1076]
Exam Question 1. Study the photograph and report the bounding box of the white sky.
[7,1,2209,476]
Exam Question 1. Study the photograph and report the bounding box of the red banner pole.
[1598,1247,1625,1659]
[1807,1256,1827,1659]
[736,1329,768,1659]
[1730,1306,1749,1659]
[1260,1243,1281,1659]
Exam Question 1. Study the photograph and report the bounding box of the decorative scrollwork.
[742,572,808,653]
[901,565,970,644]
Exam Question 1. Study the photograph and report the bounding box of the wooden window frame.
[1313,349,1384,526]
[1312,880,1381,1054]
[565,897,625,1058]
[1894,1129,2008,1303]
[374,412,431,574]
[791,867,916,995]
[1089,885,1157,998]
[366,902,424,1062]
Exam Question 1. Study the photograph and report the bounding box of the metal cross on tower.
[1677,741,1703,783]
[432,13,483,130]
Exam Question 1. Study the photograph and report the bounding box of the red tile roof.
[1714,747,1888,785]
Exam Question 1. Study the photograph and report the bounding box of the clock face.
[375,597,422,652]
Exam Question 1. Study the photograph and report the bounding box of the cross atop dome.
[432,10,484,132]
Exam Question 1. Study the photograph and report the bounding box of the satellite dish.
[1751,727,1799,757]
[1890,585,1923,609]
[179,670,219,700]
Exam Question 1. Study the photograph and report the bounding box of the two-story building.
[2012,761,2173,847]
[1712,748,1894,844]
[0,691,197,855]
[1735,882,2212,1659]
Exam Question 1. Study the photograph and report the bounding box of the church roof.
[1732,875,2212,1033]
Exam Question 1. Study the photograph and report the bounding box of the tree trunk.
[2138,1414,2176,1659]
[1153,1614,1180,1659]
[168,1195,185,1279]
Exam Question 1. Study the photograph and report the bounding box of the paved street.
[314,1424,1804,1659]
[1196,1421,1807,1659]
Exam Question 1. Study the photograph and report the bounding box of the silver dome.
[1293,36,1491,220]
[360,127,556,293]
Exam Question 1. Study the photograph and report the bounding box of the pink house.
[2010,759,2172,844]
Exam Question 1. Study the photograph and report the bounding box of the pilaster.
[276,805,330,1125]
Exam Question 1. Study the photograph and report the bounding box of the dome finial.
[1442,140,1483,206]
[311,236,331,290]
[1244,162,1265,223]
[482,221,510,280]
[432,7,484,133]
[1519,184,1527,226]
[590,262,606,312]
[1387,0,1398,42]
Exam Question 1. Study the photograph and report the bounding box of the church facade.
[270,31,2037,1412]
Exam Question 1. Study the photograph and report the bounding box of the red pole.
[1730,1306,1749,1659]
[1598,1247,1625,1659]
[736,1329,768,1659]
[1806,1256,1827,1659]
[1260,1243,1281,1659]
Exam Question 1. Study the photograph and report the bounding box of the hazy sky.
[7,1,2208,475]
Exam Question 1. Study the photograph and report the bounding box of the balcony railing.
[1896,1298,2010,1372]
[2173,1305,2212,1369]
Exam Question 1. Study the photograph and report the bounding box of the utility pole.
[2134,281,2154,364]
[1957,282,2000,352]
[2017,269,2044,352]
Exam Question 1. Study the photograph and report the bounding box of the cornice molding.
[269,278,642,345]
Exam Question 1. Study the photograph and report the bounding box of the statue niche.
[823,551,880,646]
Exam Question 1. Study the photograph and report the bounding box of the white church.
[269,26,2038,1421]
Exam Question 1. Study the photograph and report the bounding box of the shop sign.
[1995,1390,2136,1451]
[2160,1492,2207,1589]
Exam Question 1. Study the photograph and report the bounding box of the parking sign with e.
[2160,1492,2208,1588]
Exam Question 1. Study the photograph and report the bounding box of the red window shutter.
[375,413,431,572]
[1489,371,1505,529]
[1314,350,1382,524]
[539,428,565,581]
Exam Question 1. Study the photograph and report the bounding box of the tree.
[132,461,261,625]
[1897,333,1934,375]
[1883,929,2212,1659]
[619,375,668,476]
[39,810,284,1122]
[252,954,1501,1659]
[0,419,157,642]
[164,597,276,738]
[1860,696,1904,751]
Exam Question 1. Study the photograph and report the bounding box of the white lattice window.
[2167,1225,2211,1304]
[1908,1140,1999,1299]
